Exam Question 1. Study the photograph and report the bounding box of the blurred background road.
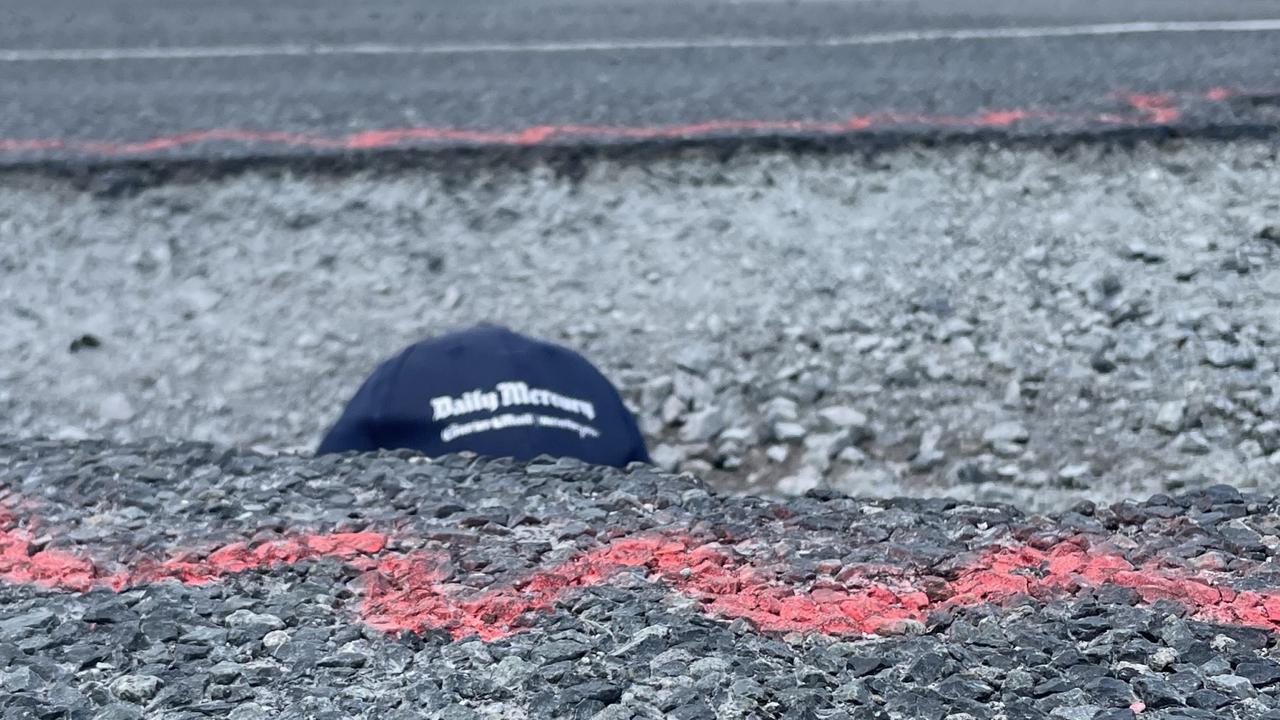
[2,0,1280,161]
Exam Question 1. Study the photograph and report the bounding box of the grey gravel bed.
[1,140,1279,510]
[5,439,1280,720]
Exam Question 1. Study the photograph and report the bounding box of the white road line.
[2,19,1280,62]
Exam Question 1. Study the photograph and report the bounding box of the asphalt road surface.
[6,439,1280,719]
[2,0,1280,162]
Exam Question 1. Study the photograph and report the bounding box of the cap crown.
[317,325,650,468]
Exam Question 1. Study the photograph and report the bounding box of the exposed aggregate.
[4,439,1280,719]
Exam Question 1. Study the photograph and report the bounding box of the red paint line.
[354,536,908,641]
[0,87,1256,158]
[4,505,1278,641]
[1125,93,1181,124]
[0,504,389,592]
[362,536,1280,640]
[0,505,99,592]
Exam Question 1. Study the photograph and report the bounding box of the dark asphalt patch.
[4,439,1280,718]
[5,495,1280,642]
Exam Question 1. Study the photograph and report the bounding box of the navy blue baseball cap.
[317,325,651,467]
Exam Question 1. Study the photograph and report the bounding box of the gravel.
[1,140,1279,510]
[5,439,1280,719]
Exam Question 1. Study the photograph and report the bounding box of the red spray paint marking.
[360,536,1280,640]
[0,505,100,592]
[0,113,1043,156]
[4,505,1280,641]
[353,536,923,640]
[0,87,1257,158]
[0,504,388,592]
[1124,93,1181,124]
